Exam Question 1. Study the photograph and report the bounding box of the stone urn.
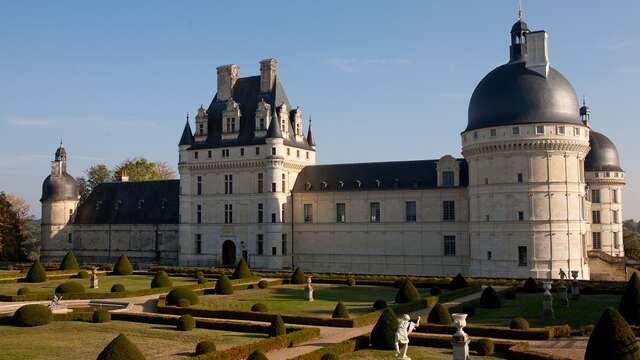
[451,313,470,360]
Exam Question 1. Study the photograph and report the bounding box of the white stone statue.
[90,267,99,289]
[48,294,62,309]
[542,281,554,319]
[394,314,420,360]
[451,313,470,360]
[304,276,314,302]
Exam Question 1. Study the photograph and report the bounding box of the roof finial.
[582,95,587,107]
[186,112,189,122]
[517,0,524,21]
[59,138,63,147]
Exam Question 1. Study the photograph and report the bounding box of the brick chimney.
[216,64,239,101]
[260,58,277,93]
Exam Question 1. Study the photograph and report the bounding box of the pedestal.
[542,281,554,320]
[451,313,470,360]
[558,284,569,306]
[304,285,314,301]
[570,280,580,300]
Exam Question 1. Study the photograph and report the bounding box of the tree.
[113,157,161,182]
[155,161,176,179]
[0,193,35,261]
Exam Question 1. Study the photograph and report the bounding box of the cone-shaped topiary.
[523,277,539,293]
[12,304,52,327]
[373,299,388,310]
[370,308,398,350]
[111,284,125,293]
[60,250,80,270]
[150,270,173,288]
[395,279,421,304]
[509,317,529,330]
[332,302,350,319]
[232,258,252,279]
[247,350,268,360]
[215,274,233,294]
[251,303,269,312]
[166,287,199,306]
[55,281,85,294]
[427,303,452,325]
[479,286,501,309]
[619,273,640,325]
[25,260,47,283]
[177,314,195,331]
[449,273,468,290]
[195,341,216,355]
[112,255,133,275]
[585,307,640,360]
[269,315,286,337]
[96,333,146,360]
[93,309,111,323]
[291,267,306,284]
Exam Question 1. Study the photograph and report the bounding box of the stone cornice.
[179,159,308,172]
[462,139,590,157]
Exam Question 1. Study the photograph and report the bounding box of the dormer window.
[138,200,144,209]
[161,199,168,209]
[259,118,265,130]
[375,179,382,189]
[305,182,312,191]
[115,200,122,210]
[337,181,344,190]
[354,180,362,189]
[393,178,400,188]
[96,201,102,210]
[222,100,241,138]
[321,181,328,190]
[225,117,236,133]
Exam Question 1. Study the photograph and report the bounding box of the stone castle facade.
[40,17,626,280]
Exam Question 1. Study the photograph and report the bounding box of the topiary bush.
[77,270,89,279]
[258,280,269,289]
[373,299,388,310]
[523,277,539,293]
[12,304,52,327]
[474,338,494,356]
[150,270,173,288]
[247,350,268,360]
[449,273,468,290]
[112,255,133,275]
[395,279,421,304]
[166,287,199,306]
[55,281,85,294]
[503,287,517,300]
[269,315,286,337]
[232,258,252,279]
[430,286,443,296]
[59,250,80,270]
[332,302,350,319]
[251,303,269,312]
[177,298,191,308]
[96,333,145,360]
[462,304,476,317]
[195,271,204,279]
[427,303,452,325]
[197,277,208,285]
[111,284,125,293]
[510,317,529,330]
[93,309,111,323]
[370,308,398,350]
[479,286,501,309]
[320,354,339,360]
[195,341,216,355]
[619,272,640,325]
[291,267,306,284]
[25,260,47,283]
[215,274,233,294]
[177,314,195,331]
[347,277,356,286]
[17,287,30,295]
[585,307,640,360]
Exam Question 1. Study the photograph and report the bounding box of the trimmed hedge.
[166,287,199,306]
[17,287,29,295]
[619,273,640,325]
[416,323,570,341]
[96,333,145,360]
[177,314,196,331]
[321,354,339,360]
[112,255,133,275]
[288,335,370,360]
[215,274,233,295]
[251,303,269,312]
[232,258,252,279]
[60,251,80,270]
[93,309,111,323]
[373,299,387,310]
[196,341,217,355]
[25,260,47,283]
[430,286,443,296]
[479,286,501,308]
[510,317,530,330]
[474,338,494,356]
[12,304,52,327]
[257,280,268,289]
[347,277,356,287]
[427,303,451,325]
[523,277,539,293]
[449,273,468,290]
[370,308,397,350]
[269,315,286,337]
[332,302,350,319]
[585,307,640,360]
[110,312,273,334]
[151,270,173,288]
[55,281,85,294]
[77,270,90,279]
[395,279,421,304]
[111,284,125,293]
[247,351,268,360]
[291,267,306,284]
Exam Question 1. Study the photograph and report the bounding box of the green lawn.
[339,348,506,359]
[0,320,265,360]
[0,275,198,296]
[468,293,620,328]
[196,284,435,317]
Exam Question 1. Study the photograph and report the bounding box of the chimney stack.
[260,58,277,93]
[525,31,549,77]
[216,64,239,101]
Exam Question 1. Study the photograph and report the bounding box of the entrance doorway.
[222,240,236,266]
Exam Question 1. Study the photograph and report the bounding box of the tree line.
[0,193,37,261]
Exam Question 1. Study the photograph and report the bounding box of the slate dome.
[41,173,79,202]
[585,131,623,172]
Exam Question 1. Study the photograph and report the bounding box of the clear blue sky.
[1,1,638,219]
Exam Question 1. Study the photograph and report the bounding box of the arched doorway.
[222,240,236,266]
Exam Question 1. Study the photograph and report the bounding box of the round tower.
[462,17,591,279]
[40,143,79,262]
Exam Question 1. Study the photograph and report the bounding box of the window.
[224,174,233,194]
[282,174,286,193]
[512,127,520,135]
[199,124,204,134]
[287,148,290,156]
[225,117,236,132]
[194,151,199,159]
[255,147,260,155]
[592,232,602,249]
[405,201,417,222]
[197,176,202,195]
[296,149,300,158]
[484,177,489,185]
[282,234,288,255]
[281,203,286,223]
[259,118,265,130]
[473,132,478,140]
[195,234,202,254]
[442,201,455,222]
[257,234,264,255]
[612,189,619,203]
[442,171,454,187]
[613,210,619,224]
[69,209,73,221]
[306,152,309,160]
[574,127,581,136]
[518,211,524,221]
[336,203,346,223]
[196,205,202,224]
[591,189,600,203]
[258,204,263,223]
[490,129,497,137]
[271,147,276,155]
[272,247,277,256]
[271,213,276,223]
[68,232,72,243]
[370,202,381,223]
[304,204,313,223]
[614,232,620,249]
[592,210,601,224]
[557,126,565,135]
[208,150,212,158]
[224,204,233,224]
[444,236,456,256]
[487,251,492,260]
[518,246,528,266]
[536,126,544,134]
[257,173,263,193]
[271,182,277,192]
[221,149,229,157]
[517,173,523,183]
[240,148,245,156]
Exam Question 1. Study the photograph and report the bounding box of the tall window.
[536,126,544,134]
[197,176,202,195]
[517,173,523,183]
[281,204,286,223]
[592,232,602,249]
[370,202,381,223]
[442,171,454,187]
[591,189,600,203]
[240,148,245,156]
[613,210,619,224]
[518,211,524,221]
[257,173,263,193]
[444,236,456,256]
[258,204,263,223]
[282,234,288,256]
[490,128,497,137]
[225,117,236,132]
[405,201,417,222]
[592,210,601,224]
[259,118,265,130]
[69,209,73,221]
[195,234,202,254]
[304,204,313,223]
[194,151,199,159]
[208,150,212,158]
[271,182,277,192]
[257,234,264,255]
[512,127,520,135]
[442,201,455,222]
[518,246,528,266]
[614,232,620,249]
[336,203,346,223]
[272,247,277,256]
[224,174,233,194]
[612,189,619,203]
[196,205,202,224]
[282,174,286,193]
[271,147,276,155]
[255,147,260,155]
[222,149,229,157]
[224,204,233,224]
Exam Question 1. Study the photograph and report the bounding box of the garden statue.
[559,268,566,280]
[570,271,580,299]
[558,282,569,306]
[395,314,420,360]
[451,313,470,360]
[304,276,314,302]
[542,281,554,320]
[90,267,99,289]
[570,270,579,280]
[48,294,62,310]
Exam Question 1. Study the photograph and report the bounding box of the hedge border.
[288,335,370,360]
[416,323,571,340]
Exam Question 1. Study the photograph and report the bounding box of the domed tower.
[462,16,591,279]
[40,143,80,262]
[582,102,625,257]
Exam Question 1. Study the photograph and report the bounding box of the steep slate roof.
[74,180,179,224]
[189,76,313,150]
[179,120,194,146]
[266,107,283,138]
[292,159,468,193]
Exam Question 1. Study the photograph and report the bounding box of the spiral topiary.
[195,271,204,279]
[251,303,269,312]
[112,255,133,275]
[215,274,233,295]
[291,267,306,284]
[25,260,47,283]
[195,341,216,355]
[370,308,398,350]
[60,250,80,270]
[150,270,173,288]
[166,287,199,306]
[177,314,195,331]
[12,304,52,327]
[232,258,252,279]
[332,302,350,319]
[55,281,85,294]
[258,280,269,289]
[93,309,111,323]
[427,303,452,325]
[449,273,468,290]
[373,299,388,310]
[395,279,421,304]
[585,307,640,360]
[111,284,125,293]
[269,315,286,337]
[96,333,145,360]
